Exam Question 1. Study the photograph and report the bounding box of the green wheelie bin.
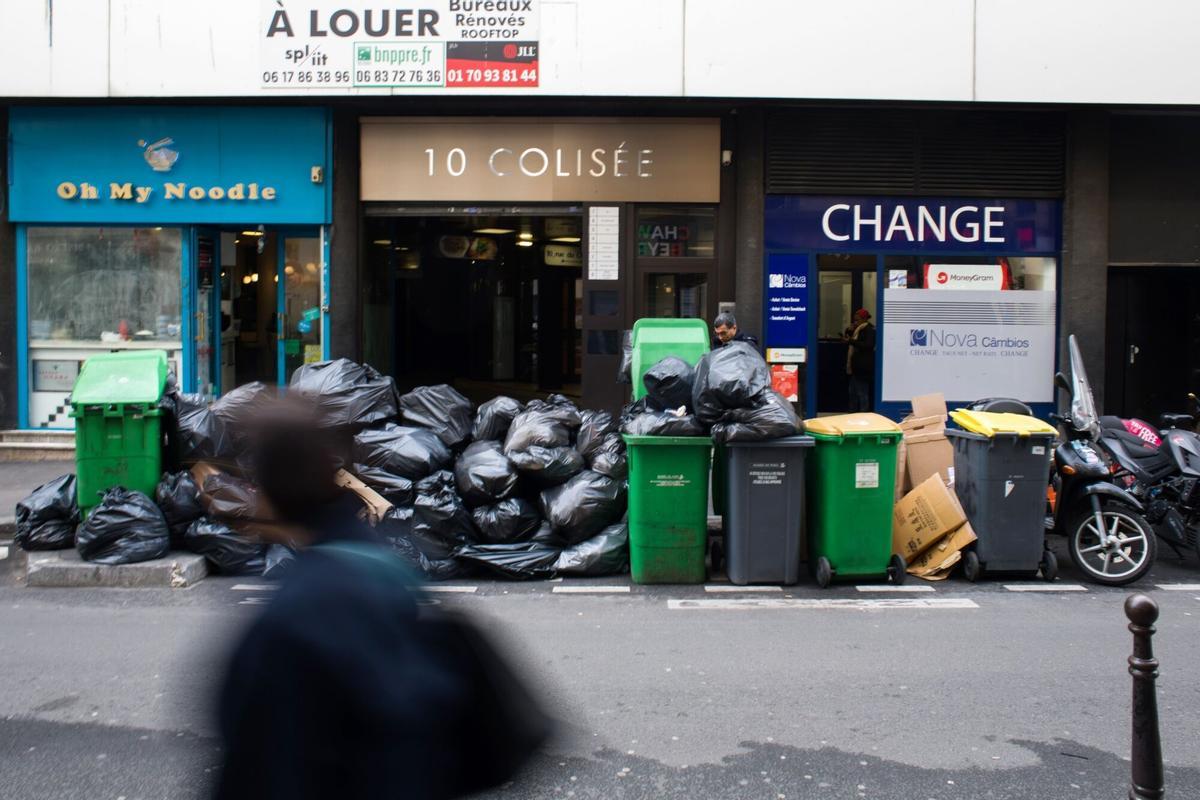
[70,350,169,517]
[624,434,713,583]
[804,413,906,587]
[630,318,710,401]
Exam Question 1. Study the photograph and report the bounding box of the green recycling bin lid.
[630,318,711,402]
[71,350,169,406]
[623,434,714,446]
[804,412,900,439]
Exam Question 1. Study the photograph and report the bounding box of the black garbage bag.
[692,341,770,425]
[262,544,296,580]
[576,410,617,461]
[473,396,525,442]
[555,522,629,576]
[174,392,234,463]
[14,474,80,551]
[353,423,452,480]
[155,470,203,547]
[76,487,170,565]
[523,398,583,430]
[620,410,707,437]
[587,433,628,481]
[455,441,519,506]
[399,384,474,449]
[530,520,569,549]
[472,497,542,544]
[710,389,802,444]
[539,470,627,545]
[454,541,561,580]
[504,409,573,453]
[377,509,473,581]
[617,329,633,384]
[183,518,267,575]
[644,356,695,412]
[413,470,477,557]
[211,381,275,450]
[508,445,584,487]
[289,358,400,429]
[350,464,415,506]
[619,397,649,427]
[199,472,275,523]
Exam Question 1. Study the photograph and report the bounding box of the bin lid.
[949,409,1057,437]
[71,350,169,405]
[630,318,711,402]
[622,434,714,446]
[725,435,815,449]
[803,413,901,437]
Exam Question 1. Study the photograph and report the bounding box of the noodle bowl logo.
[138,137,179,172]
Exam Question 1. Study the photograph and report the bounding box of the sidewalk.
[0,461,78,537]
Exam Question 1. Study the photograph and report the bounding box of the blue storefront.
[762,195,1062,418]
[8,106,332,428]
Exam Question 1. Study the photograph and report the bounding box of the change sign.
[260,1,540,91]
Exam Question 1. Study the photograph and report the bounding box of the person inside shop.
[712,312,760,349]
[212,398,551,800]
[843,308,875,412]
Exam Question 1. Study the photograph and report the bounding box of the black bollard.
[1126,594,1164,800]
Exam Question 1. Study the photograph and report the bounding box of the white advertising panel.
[923,263,1006,290]
[882,289,1055,403]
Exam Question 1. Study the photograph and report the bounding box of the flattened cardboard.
[898,392,954,492]
[895,439,908,501]
[334,469,393,525]
[909,521,978,579]
[892,474,967,563]
[909,392,948,421]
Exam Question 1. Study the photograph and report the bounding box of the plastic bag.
[539,470,627,545]
[76,487,170,565]
[174,392,234,463]
[262,544,296,580]
[454,440,519,506]
[399,384,474,449]
[620,411,707,437]
[454,541,561,580]
[183,518,267,575]
[473,396,524,442]
[644,356,695,412]
[199,472,275,523]
[155,470,204,547]
[413,470,477,557]
[353,423,452,480]
[692,341,770,425]
[507,445,584,487]
[576,410,617,460]
[555,522,629,576]
[587,433,628,481]
[472,497,542,544]
[710,389,801,444]
[350,463,415,506]
[376,508,472,581]
[617,329,633,384]
[14,474,80,551]
[211,381,275,450]
[504,409,573,453]
[289,358,400,429]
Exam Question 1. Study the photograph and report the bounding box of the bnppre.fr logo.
[909,329,928,347]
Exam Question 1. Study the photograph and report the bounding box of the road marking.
[855,584,935,593]
[705,585,783,593]
[668,598,979,611]
[421,586,478,594]
[231,584,279,592]
[1156,584,1200,591]
[0,546,8,560]
[553,585,630,594]
[1004,584,1087,592]
[237,597,271,606]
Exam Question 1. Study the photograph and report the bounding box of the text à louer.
[55,181,277,203]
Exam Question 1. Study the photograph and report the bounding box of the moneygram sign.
[260,0,540,91]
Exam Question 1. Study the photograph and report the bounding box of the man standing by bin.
[844,308,875,412]
[712,312,759,349]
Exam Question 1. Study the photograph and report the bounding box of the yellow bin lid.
[949,409,1057,437]
[804,413,901,436]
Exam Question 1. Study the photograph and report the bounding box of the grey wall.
[329,108,361,362]
[0,107,15,428]
[734,108,765,339]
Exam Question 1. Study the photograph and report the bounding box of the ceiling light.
[234,239,241,245]
[305,262,317,273]
[274,274,279,283]
[241,230,264,237]
[284,265,295,275]
[393,245,409,251]
[516,240,534,247]
[518,232,533,241]
[251,273,259,283]
[550,237,581,243]
[373,239,391,245]
[242,276,251,285]
[473,228,515,235]
[402,262,419,270]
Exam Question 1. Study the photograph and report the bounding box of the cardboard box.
[908,520,978,580]
[334,469,392,525]
[898,392,954,493]
[892,474,968,563]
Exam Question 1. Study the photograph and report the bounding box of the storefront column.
[330,109,361,363]
[734,108,766,340]
[1061,110,1110,408]
[0,107,15,429]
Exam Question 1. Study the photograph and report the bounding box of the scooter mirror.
[1054,372,1071,396]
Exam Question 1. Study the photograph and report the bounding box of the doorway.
[814,254,877,413]
[1106,267,1200,422]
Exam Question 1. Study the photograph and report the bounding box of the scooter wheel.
[815,557,833,589]
[963,550,982,582]
[1040,549,1059,582]
[888,554,907,585]
[1067,503,1157,586]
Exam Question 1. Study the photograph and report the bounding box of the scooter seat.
[1160,412,1194,429]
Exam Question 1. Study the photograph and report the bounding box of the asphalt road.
[2,540,1200,799]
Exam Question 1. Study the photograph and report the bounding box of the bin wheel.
[963,550,982,582]
[888,554,907,585]
[815,557,833,589]
[1040,549,1059,582]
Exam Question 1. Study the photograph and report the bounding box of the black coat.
[712,331,760,350]
[849,323,876,377]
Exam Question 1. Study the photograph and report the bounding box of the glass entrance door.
[193,229,221,396]
[277,233,324,384]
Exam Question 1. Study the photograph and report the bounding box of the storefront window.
[884,255,1057,291]
[636,207,716,258]
[645,273,708,318]
[26,227,183,344]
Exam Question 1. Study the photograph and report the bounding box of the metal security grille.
[767,108,1065,197]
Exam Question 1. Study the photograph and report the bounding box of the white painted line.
[855,584,935,593]
[421,586,479,594]
[552,585,631,594]
[231,584,279,592]
[1004,584,1087,592]
[238,597,271,606]
[705,585,783,593]
[668,598,979,611]
[0,546,8,560]
[1155,584,1200,591]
